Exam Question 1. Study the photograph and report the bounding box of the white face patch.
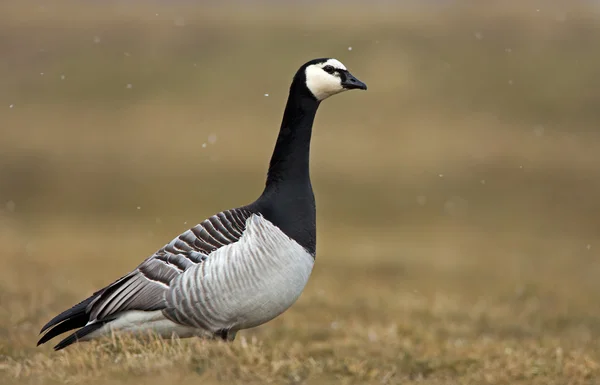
[305,58,349,101]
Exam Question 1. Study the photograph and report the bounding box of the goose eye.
[323,65,335,74]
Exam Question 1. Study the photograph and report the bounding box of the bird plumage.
[38,58,366,350]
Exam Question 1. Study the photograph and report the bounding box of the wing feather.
[84,208,252,324]
[162,214,314,334]
[38,208,254,347]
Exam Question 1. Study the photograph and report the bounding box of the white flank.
[166,214,315,333]
[82,310,207,341]
[84,214,315,341]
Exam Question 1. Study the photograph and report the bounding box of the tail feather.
[39,296,96,335]
[38,294,103,347]
[53,321,108,351]
[38,274,133,349]
[38,316,89,346]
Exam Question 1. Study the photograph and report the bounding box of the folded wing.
[38,208,253,349]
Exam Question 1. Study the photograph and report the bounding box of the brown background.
[1,1,600,384]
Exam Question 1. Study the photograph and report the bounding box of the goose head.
[295,58,367,101]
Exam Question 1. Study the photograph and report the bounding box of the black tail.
[38,274,134,350]
[53,321,109,351]
[38,295,97,347]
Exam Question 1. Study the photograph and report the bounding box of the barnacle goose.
[38,58,367,350]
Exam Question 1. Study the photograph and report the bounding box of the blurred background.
[2,0,600,382]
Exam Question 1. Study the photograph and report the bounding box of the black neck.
[264,85,320,189]
[249,81,319,256]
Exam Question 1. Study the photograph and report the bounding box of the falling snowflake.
[60,74,65,80]
[126,84,133,89]
[9,104,14,109]
[137,206,141,210]
[208,134,217,145]
[202,143,207,148]
[474,32,484,40]
[93,36,101,44]
[348,46,353,51]
[264,93,269,97]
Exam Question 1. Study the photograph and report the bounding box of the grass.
[2,1,600,384]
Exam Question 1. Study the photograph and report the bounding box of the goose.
[37,58,367,350]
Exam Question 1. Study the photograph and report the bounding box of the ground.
[1,2,600,384]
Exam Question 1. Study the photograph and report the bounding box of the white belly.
[82,310,209,341]
[230,246,314,330]
[166,214,315,333]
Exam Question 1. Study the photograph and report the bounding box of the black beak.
[341,70,367,90]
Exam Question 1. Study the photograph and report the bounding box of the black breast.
[248,182,316,257]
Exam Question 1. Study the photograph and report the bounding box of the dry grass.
[2,1,600,384]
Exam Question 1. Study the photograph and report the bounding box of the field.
[2,1,600,384]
